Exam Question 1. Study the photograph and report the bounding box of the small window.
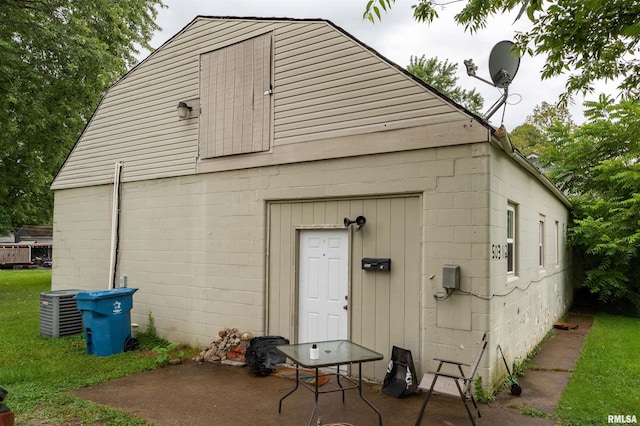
[555,220,560,265]
[539,215,545,268]
[507,204,516,274]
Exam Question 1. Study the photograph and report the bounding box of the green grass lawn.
[556,314,640,425]
[0,270,163,425]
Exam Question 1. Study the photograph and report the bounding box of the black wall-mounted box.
[362,258,391,271]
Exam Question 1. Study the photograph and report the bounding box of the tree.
[527,102,574,132]
[407,55,484,113]
[509,123,544,157]
[541,95,639,195]
[0,0,164,235]
[538,95,640,314]
[510,101,574,156]
[363,0,640,103]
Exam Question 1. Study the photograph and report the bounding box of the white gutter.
[108,162,123,289]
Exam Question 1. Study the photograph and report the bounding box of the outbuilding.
[51,16,572,388]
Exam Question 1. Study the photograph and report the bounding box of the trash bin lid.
[75,288,138,300]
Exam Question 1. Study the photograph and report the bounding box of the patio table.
[277,339,384,426]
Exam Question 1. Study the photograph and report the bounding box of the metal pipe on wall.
[108,162,123,290]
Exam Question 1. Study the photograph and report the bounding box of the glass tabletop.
[276,340,383,368]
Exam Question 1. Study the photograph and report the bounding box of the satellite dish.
[488,41,520,88]
[463,40,521,120]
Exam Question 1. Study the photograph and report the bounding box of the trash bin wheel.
[124,337,139,352]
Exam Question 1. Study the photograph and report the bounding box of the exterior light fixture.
[177,101,192,119]
[344,216,366,231]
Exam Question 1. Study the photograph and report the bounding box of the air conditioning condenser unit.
[40,289,84,338]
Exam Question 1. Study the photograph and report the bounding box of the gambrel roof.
[51,16,492,190]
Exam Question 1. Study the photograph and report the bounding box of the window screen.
[507,204,515,274]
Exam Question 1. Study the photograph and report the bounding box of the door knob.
[343,304,348,310]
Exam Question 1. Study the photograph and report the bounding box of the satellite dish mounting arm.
[463,41,520,121]
[464,59,494,87]
[483,85,509,120]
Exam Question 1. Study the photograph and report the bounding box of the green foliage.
[557,314,640,424]
[528,101,575,130]
[510,123,545,156]
[542,95,640,195]
[137,329,167,351]
[141,311,196,365]
[147,309,157,338]
[0,0,164,234]
[521,407,549,418]
[473,375,494,403]
[363,0,395,23]
[538,97,640,312]
[152,342,185,365]
[407,55,484,113]
[511,357,526,377]
[525,0,640,103]
[363,0,640,103]
[0,270,156,424]
[511,101,575,161]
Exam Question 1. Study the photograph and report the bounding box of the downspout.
[108,162,123,289]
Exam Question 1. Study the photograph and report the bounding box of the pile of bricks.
[194,328,253,366]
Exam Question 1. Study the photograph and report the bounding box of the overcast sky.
[142,0,613,130]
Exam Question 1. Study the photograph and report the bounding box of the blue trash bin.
[75,288,138,356]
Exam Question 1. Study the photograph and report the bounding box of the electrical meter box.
[442,265,460,289]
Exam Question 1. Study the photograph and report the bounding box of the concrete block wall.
[421,143,492,379]
[486,144,572,388]
[52,139,571,389]
[52,185,113,289]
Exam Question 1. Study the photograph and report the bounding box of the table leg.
[336,364,345,403]
[357,362,382,425]
[307,368,320,426]
[278,364,300,414]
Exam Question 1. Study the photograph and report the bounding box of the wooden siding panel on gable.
[254,34,271,153]
[199,49,212,159]
[199,32,272,159]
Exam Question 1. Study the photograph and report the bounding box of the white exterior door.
[298,229,349,343]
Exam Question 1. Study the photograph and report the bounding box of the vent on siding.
[40,290,84,338]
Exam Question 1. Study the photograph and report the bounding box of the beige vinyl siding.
[199,33,272,159]
[272,23,463,145]
[53,18,473,190]
[267,196,421,381]
[52,19,289,190]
